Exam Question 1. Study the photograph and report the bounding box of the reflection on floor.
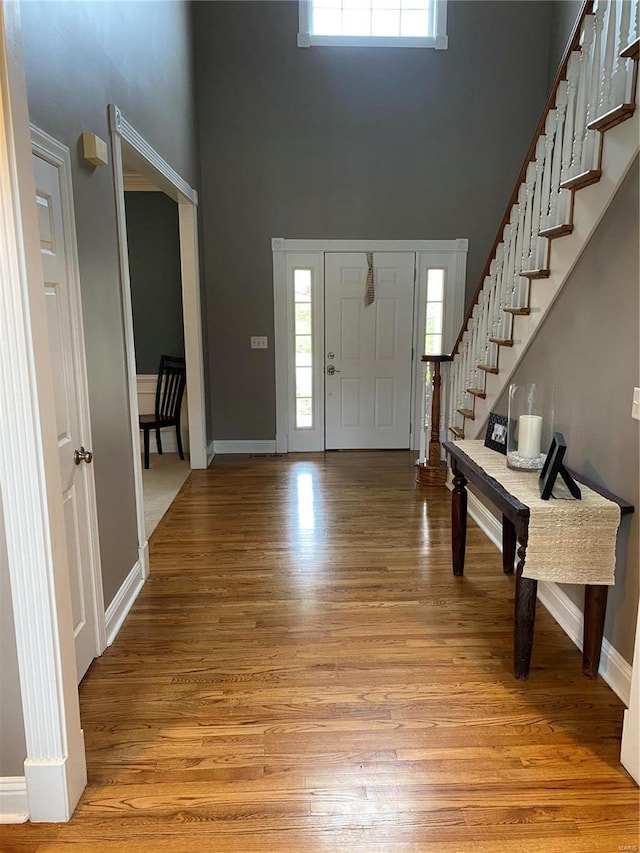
[141,452,190,538]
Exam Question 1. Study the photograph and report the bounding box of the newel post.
[415,355,452,486]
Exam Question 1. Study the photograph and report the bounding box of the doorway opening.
[109,105,207,575]
[122,171,190,538]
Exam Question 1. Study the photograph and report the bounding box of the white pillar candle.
[518,414,543,458]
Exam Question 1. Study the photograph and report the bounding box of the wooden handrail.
[450,0,593,357]
[421,354,453,363]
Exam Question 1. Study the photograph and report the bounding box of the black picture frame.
[539,432,582,500]
[484,412,508,454]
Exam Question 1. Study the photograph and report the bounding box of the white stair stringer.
[467,100,639,438]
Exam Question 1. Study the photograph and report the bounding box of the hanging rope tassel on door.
[365,251,375,306]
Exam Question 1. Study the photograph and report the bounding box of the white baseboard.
[139,538,149,581]
[213,440,276,455]
[104,560,145,646]
[207,440,215,465]
[467,489,503,551]
[536,581,632,706]
[0,777,28,824]
[466,490,632,705]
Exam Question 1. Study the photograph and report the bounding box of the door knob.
[74,446,93,465]
[326,365,342,375]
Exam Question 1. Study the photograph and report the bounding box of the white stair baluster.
[482,283,492,365]
[466,318,476,402]
[454,355,463,432]
[514,185,529,305]
[520,160,537,277]
[631,0,639,44]
[612,0,633,103]
[498,223,514,343]
[454,356,462,431]
[467,312,478,402]
[539,109,559,233]
[545,81,569,231]
[509,200,523,316]
[471,299,483,390]
[582,3,605,172]
[528,135,548,270]
[448,357,456,433]
[558,52,581,215]
[490,244,505,351]
[570,16,595,178]
[488,271,500,366]
[458,335,468,415]
[599,0,619,116]
[476,292,487,378]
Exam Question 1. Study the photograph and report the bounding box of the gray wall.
[495,158,639,663]
[547,0,583,87]
[0,503,27,776]
[125,192,184,374]
[194,0,555,441]
[20,1,199,606]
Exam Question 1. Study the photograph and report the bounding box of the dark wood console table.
[443,440,634,681]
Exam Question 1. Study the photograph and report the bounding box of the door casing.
[272,238,468,454]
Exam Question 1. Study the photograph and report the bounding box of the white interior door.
[33,147,101,683]
[324,252,415,449]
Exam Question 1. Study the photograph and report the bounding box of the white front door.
[33,146,101,683]
[324,252,415,449]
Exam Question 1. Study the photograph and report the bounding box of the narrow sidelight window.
[424,267,445,355]
[294,269,313,428]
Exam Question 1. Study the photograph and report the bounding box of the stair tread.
[449,426,464,439]
[560,169,602,191]
[457,408,475,420]
[478,364,499,375]
[489,337,514,346]
[587,103,636,133]
[520,268,550,279]
[503,306,530,316]
[539,223,574,239]
[620,37,640,59]
[467,388,486,399]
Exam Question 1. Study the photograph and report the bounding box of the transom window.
[298,0,448,48]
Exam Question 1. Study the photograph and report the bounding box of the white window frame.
[283,252,325,452]
[411,249,466,452]
[297,0,448,49]
[273,238,467,454]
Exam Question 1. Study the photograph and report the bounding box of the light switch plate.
[632,387,640,421]
[251,336,268,350]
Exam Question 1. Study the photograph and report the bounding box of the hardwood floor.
[3,452,638,852]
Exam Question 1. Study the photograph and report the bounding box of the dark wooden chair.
[139,355,186,469]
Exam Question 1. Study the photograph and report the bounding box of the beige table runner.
[455,440,621,585]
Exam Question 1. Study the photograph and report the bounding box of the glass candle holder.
[507,383,554,471]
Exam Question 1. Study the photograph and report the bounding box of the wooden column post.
[428,360,443,467]
[416,355,452,487]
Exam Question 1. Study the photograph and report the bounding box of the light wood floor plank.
[2,451,638,851]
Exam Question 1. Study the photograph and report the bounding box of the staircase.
[422,0,639,450]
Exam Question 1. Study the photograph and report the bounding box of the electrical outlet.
[632,387,640,421]
[251,336,268,350]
